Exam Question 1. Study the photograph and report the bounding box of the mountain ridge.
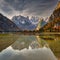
[39,1,60,32]
[0,13,19,32]
[12,15,39,31]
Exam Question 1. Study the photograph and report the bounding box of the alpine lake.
[0,32,60,60]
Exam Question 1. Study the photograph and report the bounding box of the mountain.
[40,1,60,32]
[12,15,39,31]
[0,13,19,32]
[55,1,60,10]
[40,18,47,27]
[49,1,60,22]
[36,17,48,31]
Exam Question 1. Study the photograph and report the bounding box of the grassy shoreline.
[0,33,60,59]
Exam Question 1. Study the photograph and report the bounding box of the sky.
[0,0,59,19]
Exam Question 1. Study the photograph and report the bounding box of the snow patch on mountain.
[12,15,39,31]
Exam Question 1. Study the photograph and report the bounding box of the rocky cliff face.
[40,1,60,32]
[49,1,60,22]
[0,13,19,32]
[12,15,39,31]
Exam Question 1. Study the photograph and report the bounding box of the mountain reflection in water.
[0,33,60,60]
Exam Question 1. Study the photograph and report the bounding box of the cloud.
[0,0,58,18]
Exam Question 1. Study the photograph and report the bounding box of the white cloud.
[0,0,58,18]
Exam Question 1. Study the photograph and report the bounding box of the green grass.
[0,33,60,59]
[0,33,20,51]
[40,35,60,58]
[47,40,60,58]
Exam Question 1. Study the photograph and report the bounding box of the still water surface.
[0,33,60,60]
